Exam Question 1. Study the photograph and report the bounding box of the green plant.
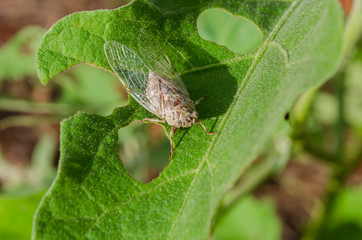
[32,0,343,239]
[0,26,45,83]
[0,24,167,240]
[0,191,45,240]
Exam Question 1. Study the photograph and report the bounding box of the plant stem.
[335,73,345,164]
[316,72,345,239]
[0,115,62,131]
[0,98,76,115]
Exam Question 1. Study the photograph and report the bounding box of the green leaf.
[0,191,45,240]
[33,0,343,239]
[213,196,281,240]
[319,187,362,240]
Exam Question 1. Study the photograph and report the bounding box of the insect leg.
[195,96,207,105]
[197,121,217,135]
[138,118,166,123]
[169,126,177,158]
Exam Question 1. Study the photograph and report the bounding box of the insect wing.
[138,28,189,95]
[104,41,161,116]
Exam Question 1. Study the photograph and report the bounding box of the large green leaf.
[33,0,343,239]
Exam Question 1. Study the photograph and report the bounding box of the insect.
[104,29,217,157]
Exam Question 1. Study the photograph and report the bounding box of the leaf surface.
[33,0,343,239]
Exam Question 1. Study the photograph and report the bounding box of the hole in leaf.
[197,8,264,54]
[284,112,290,120]
[117,122,170,183]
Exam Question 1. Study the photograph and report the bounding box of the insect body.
[146,71,198,128]
[104,31,216,157]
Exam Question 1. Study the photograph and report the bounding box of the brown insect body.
[146,71,198,128]
[104,30,217,158]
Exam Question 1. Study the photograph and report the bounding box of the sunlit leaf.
[33,0,343,239]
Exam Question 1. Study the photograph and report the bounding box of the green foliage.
[345,57,362,134]
[0,135,57,195]
[213,196,281,240]
[0,26,45,82]
[33,0,343,239]
[0,26,125,119]
[57,64,126,115]
[310,52,362,134]
[0,191,44,240]
[320,187,362,240]
[221,123,292,208]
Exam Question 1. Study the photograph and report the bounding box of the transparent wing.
[138,28,189,95]
[104,41,161,117]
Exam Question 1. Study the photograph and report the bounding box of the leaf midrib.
[166,0,301,238]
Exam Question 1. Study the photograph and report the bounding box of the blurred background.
[0,0,361,239]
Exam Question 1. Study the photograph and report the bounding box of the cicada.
[104,29,216,157]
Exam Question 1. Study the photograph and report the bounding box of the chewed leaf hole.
[117,122,170,183]
[197,8,264,54]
